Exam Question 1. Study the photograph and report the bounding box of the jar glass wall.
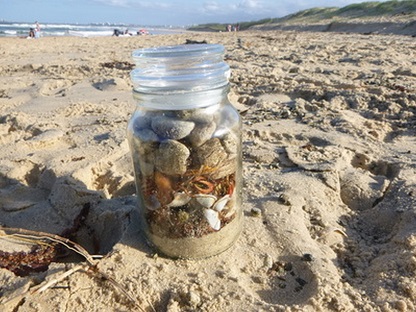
[127,44,242,259]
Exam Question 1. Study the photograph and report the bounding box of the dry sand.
[0,29,415,311]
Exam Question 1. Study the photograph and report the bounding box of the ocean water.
[0,22,185,37]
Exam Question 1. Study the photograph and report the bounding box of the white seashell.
[213,195,230,212]
[193,194,217,208]
[203,209,221,230]
[168,192,191,207]
[145,194,161,210]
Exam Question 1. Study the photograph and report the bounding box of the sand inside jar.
[145,211,242,259]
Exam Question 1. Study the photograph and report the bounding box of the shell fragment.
[213,195,230,212]
[203,209,221,230]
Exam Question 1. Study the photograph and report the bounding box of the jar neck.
[131,44,230,105]
[133,85,229,110]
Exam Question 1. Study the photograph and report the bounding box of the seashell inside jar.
[127,44,242,259]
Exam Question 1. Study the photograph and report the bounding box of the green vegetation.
[187,0,416,31]
[337,0,416,17]
[283,7,338,20]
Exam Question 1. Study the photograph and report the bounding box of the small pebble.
[270,261,285,274]
[188,291,201,307]
[279,193,291,205]
[251,276,264,284]
[301,253,314,262]
[264,254,273,268]
[250,207,262,217]
[284,262,293,272]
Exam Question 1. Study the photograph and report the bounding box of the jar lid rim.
[132,44,224,60]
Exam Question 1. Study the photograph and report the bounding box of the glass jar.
[127,44,242,259]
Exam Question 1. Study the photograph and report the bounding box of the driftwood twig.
[0,226,147,311]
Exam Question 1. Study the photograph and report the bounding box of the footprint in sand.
[72,151,135,199]
[340,154,401,211]
[257,256,318,305]
[38,79,74,96]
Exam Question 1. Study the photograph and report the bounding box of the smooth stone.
[144,194,161,210]
[195,138,228,168]
[155,140,190,175]
[151,115,195,140]
[130,135,157,163]
[188,122,216,147]
[210,158,236,179]
[136,129,159,142]
[221,132,238,157]
[176,107,214,124]
[133,112,154,130]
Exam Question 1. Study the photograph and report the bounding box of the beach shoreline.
[0,21,186,38]
[1,29,416,311]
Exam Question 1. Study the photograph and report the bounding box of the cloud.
[202,0,267,16]
[203,1,221,13]
[91,0,170,9]
[92,0,129,7]
[238,0,263,9]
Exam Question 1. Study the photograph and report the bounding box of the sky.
[1,0,390,26]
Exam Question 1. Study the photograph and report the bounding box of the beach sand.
[1,29,415,311]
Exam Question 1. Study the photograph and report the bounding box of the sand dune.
[253,19,416,36]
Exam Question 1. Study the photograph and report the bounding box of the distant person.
[34,21,41,38]
[113,29,122,36]
[137,29,149,35]
[28,28,35,38]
